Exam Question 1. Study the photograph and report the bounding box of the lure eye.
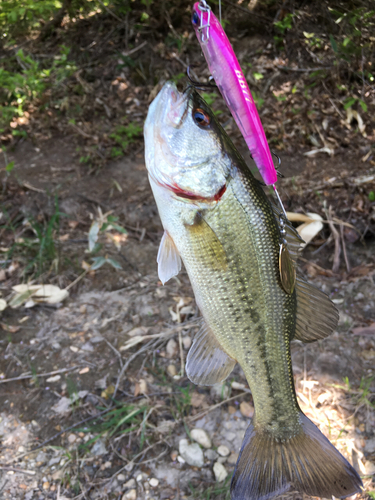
[193,108,211,127]
[192,11,199,25]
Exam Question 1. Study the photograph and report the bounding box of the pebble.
[166,338,178,358]
[117,474,126,482]
[227,452,239,465]
[191,428,212,449]
[365,438,375,453]
[167,364,177,376]
[217,445,230,457]
[240,401,254,418]
[91,439,107,456]
[205,449,218,461]
[136,473,143,482]
[179,439,204,467]
[68,434,77,444]
[122,489,137,500]
[182,336,192,349]
[170,450,178,461]
[222,431,236,442]
[213,462,228,482]
[124,478,136,489]
[36,451,47,463]
[42,482,50,490]
[177,455,186,464]
[149,478,159,487]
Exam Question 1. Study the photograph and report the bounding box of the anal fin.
[186,321,236,386]
[294,276,339,343]
[157,231,181,285]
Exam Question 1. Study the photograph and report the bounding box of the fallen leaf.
[0,270,6,282]
[353,323,375,336]
[362,350,375,360]
[240,401,254,418]
[296,213,323,247]
[0,299,6,312]
[0,322,20,333]
[101,384,115,399]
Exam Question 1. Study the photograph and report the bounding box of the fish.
[144,81,363,500]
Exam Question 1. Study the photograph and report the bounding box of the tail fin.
[231,412,363,500]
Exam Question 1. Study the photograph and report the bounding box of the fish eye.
[193,108,211,128]
[192,11,199,25]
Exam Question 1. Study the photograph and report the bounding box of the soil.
[1,1,375,498]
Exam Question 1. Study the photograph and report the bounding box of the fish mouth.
[155,81,192,128]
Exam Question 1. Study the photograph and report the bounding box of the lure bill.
[192,1,278,186]
[144,81,363,500]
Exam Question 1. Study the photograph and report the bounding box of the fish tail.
[231,412,363,500]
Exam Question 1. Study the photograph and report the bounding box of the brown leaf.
[191,392,206,408]
[1,322,20,333]
[353,323,375,336]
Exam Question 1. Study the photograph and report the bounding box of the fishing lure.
[191,0,295,293]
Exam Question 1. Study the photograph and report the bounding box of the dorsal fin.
[186,321,236,386]
[157,230,182,285]
[294,276,339,343]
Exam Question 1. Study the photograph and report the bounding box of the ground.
[1,1,375,499]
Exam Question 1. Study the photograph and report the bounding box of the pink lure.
[192,2,277,186]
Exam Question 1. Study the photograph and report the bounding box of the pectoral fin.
[186,214,227,271]
[294,276,339,343]
[186,321,236,386]
[157,231,181,285]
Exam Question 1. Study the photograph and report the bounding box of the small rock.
[124,478,136,489]
[217,445,230,457]
[117,474,126,482]
[191,428,212,449]
[136,473,143,482]
[240,401,254,418]
[222,431,236,441]
[228,405,236,414]
[167,364,177,376]
[211,383,229,399]
[42,482,50,490]
[166,338,178,358]
[227,452,239,465]
[213,462,228,482]
[46,375,61,383]
[177,455,186,464]
[182,336,192,349]
[364,460,375,475]
[68,434,77,444]
[149,478,159,487]
[81,341,94,352]
[179,439,204,467]
[170,450,178,461]
[122,489,137,500]
[365,438,375,454]
[91,439,107,456]
[205,449,218,461]
[355,292,364,301]
[36,451,47,463]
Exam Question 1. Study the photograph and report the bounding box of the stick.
[0,365,83,384]
[326,206,341,273]
[0,466,36,475]
[340,224,351,273]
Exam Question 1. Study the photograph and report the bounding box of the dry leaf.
[191,392,206,408]
[0,299,6,312]
[0,322,20,333]
[10,284,69,308]
[296,213,323,247]
[353,323,375,336]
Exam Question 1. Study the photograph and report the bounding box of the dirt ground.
[0,133,374,499]
[1,1,375,498]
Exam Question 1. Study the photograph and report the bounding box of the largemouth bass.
[144,81,362,500]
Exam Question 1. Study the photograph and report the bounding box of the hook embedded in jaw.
[186,65,218,91]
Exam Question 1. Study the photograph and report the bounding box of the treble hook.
[187,65,218,91]
[272,151,284,178]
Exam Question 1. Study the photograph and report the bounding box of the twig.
[326,206,341,273]
[187,391,248,423]
[122,41,147,57]
[0,365,83,384]
[104,339,123,369]
[276,66,332,73]
[0,466,36,475]
[340,224,351,273]
[65,269,89,292]
[178,330,184,378]
[96,0,123,22]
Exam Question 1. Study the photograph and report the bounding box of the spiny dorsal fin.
[186,214,227,272]
[186,321,236,386]
[157,230,181,285]
[294,276,339,343]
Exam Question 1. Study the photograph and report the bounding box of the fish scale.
[144,81,362,500]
